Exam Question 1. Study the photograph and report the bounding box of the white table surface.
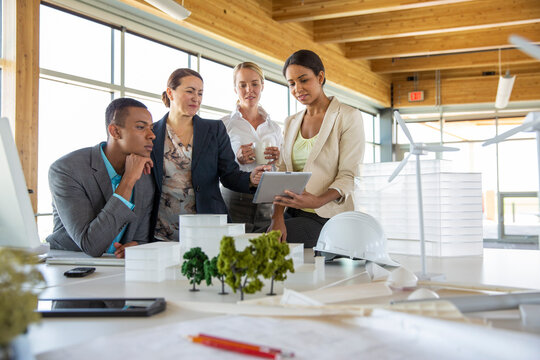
[28,248,540,356]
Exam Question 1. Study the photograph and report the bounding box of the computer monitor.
[0,117,47,253]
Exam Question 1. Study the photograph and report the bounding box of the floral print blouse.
[154,123,196,241]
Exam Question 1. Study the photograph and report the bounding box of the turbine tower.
[388,111,459,279]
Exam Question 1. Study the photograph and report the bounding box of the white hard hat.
[314,211,399,267]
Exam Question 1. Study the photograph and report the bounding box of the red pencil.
[187,334,294,359]
[198,333,294,357]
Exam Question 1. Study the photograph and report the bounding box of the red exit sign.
[408,91,424,102]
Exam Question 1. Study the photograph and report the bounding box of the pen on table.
[186,334,294,359]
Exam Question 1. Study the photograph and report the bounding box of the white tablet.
[253,172,312,204]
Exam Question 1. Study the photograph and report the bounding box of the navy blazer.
[150,113,252,233]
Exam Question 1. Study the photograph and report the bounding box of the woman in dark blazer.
[150,68,268,241]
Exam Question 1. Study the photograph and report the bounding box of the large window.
[395,115,538,246]
[38,79,112,226]
[199,57,236,112]
[362,112,380,163]
[124,33,190,94]
[40,5,114,83]
[260,79,289,125]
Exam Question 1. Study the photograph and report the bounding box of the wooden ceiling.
[271,0,540,108]
[128,0,540,109]
[272,0,539,59]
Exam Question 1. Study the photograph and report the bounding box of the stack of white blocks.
[287,243,304,268]
[355,159,483,257]
[285,256,325,284]
[125,242,182,282]
[179,215,306,265]
[180,214,245,258]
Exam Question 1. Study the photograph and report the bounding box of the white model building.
[356,159,483,257]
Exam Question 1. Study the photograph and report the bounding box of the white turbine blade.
[510,35,540,61]
[388,153,411,183]
[482,122,532,146]
[394,111,414,144]
[524,111,540,125]
[422,145,459,152]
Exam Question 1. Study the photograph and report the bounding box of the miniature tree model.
[255,231,295,296]
[182,247,208,292]
[242,246,264,298]
[204,256,228,295]
[218,236,264,301]
[217,237,247,300]
[247,233,271,285]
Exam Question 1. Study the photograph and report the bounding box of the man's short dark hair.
[105,98,147,135]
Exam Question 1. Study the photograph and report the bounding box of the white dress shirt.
[221,105,283,172]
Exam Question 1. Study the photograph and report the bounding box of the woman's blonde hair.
[233,62,265,85]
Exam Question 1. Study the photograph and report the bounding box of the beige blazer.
[278,96,365,218]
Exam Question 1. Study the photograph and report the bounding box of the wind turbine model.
[483,112,540,215]
[388,111,459,279]
[509,35,540,61]
[484,35,540,215]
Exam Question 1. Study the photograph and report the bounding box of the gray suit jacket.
[46,143,154,256]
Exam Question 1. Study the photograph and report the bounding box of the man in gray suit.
[46,98,155,257]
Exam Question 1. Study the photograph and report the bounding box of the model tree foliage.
[182,247,208,292]
[217,231,294,300]
[251,231,295,295]
[0,248,45,356]
[204,256,227,295]
[217,237,263,301]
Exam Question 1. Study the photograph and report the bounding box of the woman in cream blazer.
[269,50,365,247]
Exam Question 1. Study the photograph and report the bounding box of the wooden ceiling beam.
[346,23,540,59]
[390,63,540,80]
[392,72,540,107]
[439,63,540,78]
[272,0,473,23]
[371,49,540,73]
[314,0,540,43]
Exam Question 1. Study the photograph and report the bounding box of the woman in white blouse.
[221,62,283,232]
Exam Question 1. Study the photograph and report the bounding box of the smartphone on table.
[63,267,96,277]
